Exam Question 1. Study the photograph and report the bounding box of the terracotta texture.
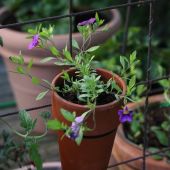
[111,95,170,170]
[51,68,126,170]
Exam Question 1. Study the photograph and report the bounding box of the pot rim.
[51,67,126,109]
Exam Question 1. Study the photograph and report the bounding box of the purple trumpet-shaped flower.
[78,18,96,26]
[28,34,39,50]
[68,113,86,140]
[118,106,133,123]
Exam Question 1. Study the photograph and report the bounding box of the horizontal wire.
[0,104,51,117]
[137,74,170,86]
[0,0,155,29]
[0,73,169,118]
[108,147,170,168]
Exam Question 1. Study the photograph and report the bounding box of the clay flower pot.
[111,95,170,170]
[0,7,121,111]
[51,68,126,170]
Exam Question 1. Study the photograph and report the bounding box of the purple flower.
[68,114,86,140]
[28,34,39,50]
[118,106,133,123]
[78,18,96,26]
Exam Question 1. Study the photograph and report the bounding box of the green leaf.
[39,111,51,120]
[129,75,136,90]
[86,46,100,52]
[63,49,73,62]
[131,121,140,134]
[161,121,170,131]
[120,56,125,69]
[50,46,60,56]
[47,119,63,130]
[75,127,84,145]
[0,36,3,47]
[16,66,25,74]
[29,143,43,170]
[36,90,49,100]
[19,110,36,132]
[27,58,34,70]
[130,51,137,64]
[60,109,75,122]
[151,127,169,146]
[42,79,51,86]
[9,55,24,65]
[32,76,40,85]
[40,57,56,63]
[148,147,163,160]
[72,39,79,49]
[28,28,37,35]
[95,12,100,23]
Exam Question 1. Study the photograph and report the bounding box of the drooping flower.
[28,34,39,50]
[68,113,86,140]
[78,18,96,26]
[118,106,133,123]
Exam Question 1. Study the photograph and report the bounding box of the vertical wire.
[69,0,73,56]
[121,0,131,55]
[142,2,153,170]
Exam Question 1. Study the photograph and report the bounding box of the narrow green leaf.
[50,46,60,56]
[9,55,24,65]
[72,39,79,49]
[151,127,169,146]
[27,58,34,70]
[63,50,73,62]
[32,76,40,85]
[16,66,25,74]
[120,56,125,69]
[75,127,84,145]
[19,110,36,132]
[29,143,43,170]
[86,46,99,52]
[60,109,75,122]
[40,57,56,63]
[148,147,163,160]
[130,51,137,64]
[47,119,62,130]
[129,75,136,90]
[36,90,49,101]
[39,111,51,120]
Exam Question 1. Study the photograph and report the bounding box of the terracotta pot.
[0,7,121,109]
[51,68,126,170]
[14,162,61,170]
[111,94,170,170]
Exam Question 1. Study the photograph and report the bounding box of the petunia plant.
[9,13,140,145]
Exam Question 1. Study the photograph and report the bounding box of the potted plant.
[2,15,140,170]
[0,0,121,112]
[111,79,170,170]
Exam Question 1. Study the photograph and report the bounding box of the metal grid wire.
[0,0,170,169]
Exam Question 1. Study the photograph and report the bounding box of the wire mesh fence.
[0,0,170,169]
